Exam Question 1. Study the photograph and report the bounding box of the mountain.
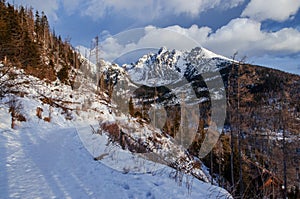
[2,40,299,198]
[90,46,300,198]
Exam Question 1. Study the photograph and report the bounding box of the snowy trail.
[0,108,231,199]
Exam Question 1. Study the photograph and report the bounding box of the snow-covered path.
[0,107,231,199]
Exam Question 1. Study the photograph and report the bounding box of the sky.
[7,0,300,75]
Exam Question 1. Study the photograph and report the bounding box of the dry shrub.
[25,66,56,82]
[100,122,120,141]
[16,114,26,122]
[43,117,51,122]
[100,122,147,153]
[192,160,202,169]
[9,97,26,129]
[36,107,43,119]
[40,97,53,105]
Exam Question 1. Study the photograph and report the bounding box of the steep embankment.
[0,70,232,198]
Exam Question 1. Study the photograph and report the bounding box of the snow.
[76,123,166,174]
[201,48,232,61]
[0,48,233,198]
[0,98,232,199]
[124,46,232,89]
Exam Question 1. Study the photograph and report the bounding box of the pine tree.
[40,11,49,48]
[0,2,80,82]
[129,96,134,116]
[34,11,41,40]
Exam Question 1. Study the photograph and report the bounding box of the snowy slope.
[0,48,233,198]
[0,97,232,199]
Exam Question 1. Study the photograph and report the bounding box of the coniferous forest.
[0,0,80,83]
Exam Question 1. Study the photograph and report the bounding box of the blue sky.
[8,0,300,74]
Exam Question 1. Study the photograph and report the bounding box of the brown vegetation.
[0,0,81,83]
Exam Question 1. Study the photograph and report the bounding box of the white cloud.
[204,18,265,56]
[100,37,125,62]
[98,18,300,64]
[241,0,300,22]
[7,0,245,22]
[164,0,245,16]
[264,28,300,53]
[98,25,213,62]
[82,0,245,20]
[203,18,300,57]
[82,0,157,21]
[62,0,82,15]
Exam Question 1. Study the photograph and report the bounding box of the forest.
[0,0,80,84]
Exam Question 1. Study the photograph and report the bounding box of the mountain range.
[0,3,299,198]
[73,44,300,198]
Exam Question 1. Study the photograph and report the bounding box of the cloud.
[98,18,300,65]
[62,0,82,15]
[204,18,300,57]
[241,0,300,22]
[98,25,212,62]
[7,0,245,22]
[82,0,245,21]
[10,0,59,21]
[204,18,265,56]
[82,0,156,21]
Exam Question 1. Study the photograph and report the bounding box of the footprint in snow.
[153,181,164,186]
[122,183,130,190]
[146,191,155,199]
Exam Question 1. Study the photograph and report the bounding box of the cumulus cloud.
[98,18,300,64]
[82,0,245,20]
[204,18,265,55]
[7,0,245,22]
[98,25,213,62]
[241,0,300,22]
[204,18,300,57]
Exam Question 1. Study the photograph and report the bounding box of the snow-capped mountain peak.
[124,46,230,87]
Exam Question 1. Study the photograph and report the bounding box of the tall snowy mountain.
[85,46,300,198]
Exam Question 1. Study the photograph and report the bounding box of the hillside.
[216,62,300,198]
[94,47,300,198]
[0,72,231,198]
[0,1,80,84]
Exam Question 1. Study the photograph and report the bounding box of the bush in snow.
[8,97,26,129]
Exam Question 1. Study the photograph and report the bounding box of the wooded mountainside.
[0,0,81,83]
[204,63,300,198]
